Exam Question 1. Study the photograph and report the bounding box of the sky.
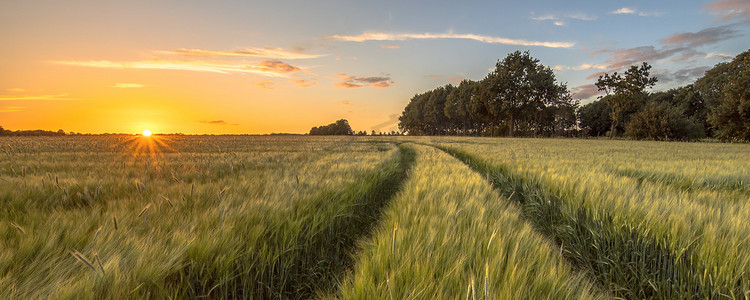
[1,0,748,134]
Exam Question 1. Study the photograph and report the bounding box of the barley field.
[1,135,748,299]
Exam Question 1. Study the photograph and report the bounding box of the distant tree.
[596,62,658,139]
[706,50,750,142]
[578,100,612,136]
[309,119,354,135]
[625,101,705,141]
[445,80,476,135]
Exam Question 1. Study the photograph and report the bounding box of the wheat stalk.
[138,203,152,217]
[10,222,26,235]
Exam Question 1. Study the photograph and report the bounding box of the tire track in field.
[434,145,724,300]
[287,143,416,298]
[188,143,416,299]
[608,168,750,196]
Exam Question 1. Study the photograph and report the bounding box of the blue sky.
[1,0,748,133]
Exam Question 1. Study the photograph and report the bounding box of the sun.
[142,129,152,137]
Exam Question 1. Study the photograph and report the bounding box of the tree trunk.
[609,120,616,139]
[508,114,515,137]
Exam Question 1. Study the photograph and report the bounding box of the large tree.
[488,50,570,137]
[595,62,658,139]
[707,51,750,141]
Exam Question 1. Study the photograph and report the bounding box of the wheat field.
[1,135,748,299]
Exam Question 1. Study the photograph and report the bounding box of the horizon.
[1,0,748,134]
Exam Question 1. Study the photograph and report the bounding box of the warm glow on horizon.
[0,1,745,134]
[142,129,152,136]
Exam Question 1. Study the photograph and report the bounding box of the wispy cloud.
[567,13,597,21]
[325,32,575,48]
[5,88,25,93]
[553,63,607,71]
[165,47,325,59]
[0,106,24,112]
[706,52,734,60]
[113,83,144,88]
[708,0,750,23]
[610,7,663,17]
[592,46,690,69]
[530,12,597,26]
[0,93,78,101]
[198,120,238,125]
[531,15,556,21]
[291,79,317,87]
[257,81,274,89]
[54,59,306,78]
[655,66,713,84]
[571,84,602,100]
[380,44,400,49]
[335,73,393,89]
[660,25,739,47]
[340,100,359,108]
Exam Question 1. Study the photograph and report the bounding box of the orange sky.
[1,1,746,134]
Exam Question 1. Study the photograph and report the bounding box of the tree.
[595,62,658,139]
[445,80,477,135]
[708,51,750,141]
[625,101,705,141]
[309,119,354,135]
[486,51,572,137]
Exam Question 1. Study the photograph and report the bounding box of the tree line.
[0,126,68,136]
[399,51,577,137]
[579,49,749,142]
[400,50,750,142]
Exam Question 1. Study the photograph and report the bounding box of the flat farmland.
[1,135,748,299]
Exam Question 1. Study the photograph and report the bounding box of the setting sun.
[142,129,152,136]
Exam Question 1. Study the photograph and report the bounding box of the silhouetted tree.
[309,119,354,135]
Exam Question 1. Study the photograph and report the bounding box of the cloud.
[54,59,305,78]
[571,84,602,99]
[380,44,400,49]
[256,60,300,73]
[531,15,556,21]
[165,47,325,59]
[660,25,739,47]
[611,7,636,14]
[371,114,400,132]
[0,93,78,101]
[257,81,274,89]
[655,66,712,84]
[325,32,575,48]
[530,12,596,27]
[198,120,238,126]
[554,64,608,71]
[586,71,608,80]
[595,46,688,69]
[335,73,393,89]
[706,52,734,60]
[0,106,24,112]
[708,0,750,23]
[567,13,597,21]
[610,7,663,17]
[340,100,359,108]
[5,88,25,93]
[113,83,144,88]
[291,79,317,87]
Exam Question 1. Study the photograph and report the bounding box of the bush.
[625,101,705,141]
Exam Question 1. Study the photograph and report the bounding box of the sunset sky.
[1,0,748,134]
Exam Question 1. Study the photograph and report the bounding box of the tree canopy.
[309,119,354,135]
[595,62,658,139]
[399,51,577,137]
